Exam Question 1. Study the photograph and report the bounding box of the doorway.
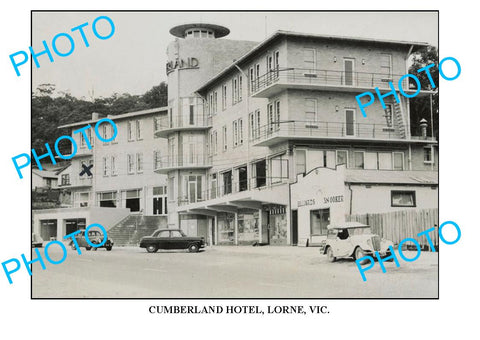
[292,210,298,245]
[344,58,355,86]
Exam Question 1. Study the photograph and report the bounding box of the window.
[354,151,364,169]
[127,154,134,174]
[249,110,261,139]
[305,99,317,122]
[304,48,316,70]
[253,160,266,188]
[393,152,404,170]
[296,150,306,175]
[223,171,232,194]
[222,84,227,110]
[233,120,238,147]
[222,125,227,151]
[99,191,117,208]
[125,189,141,212]
[238,76,243,102]
[378,152,393,170]
[213,91,218,114]
[271,154,288,184]
[336,150,348,166]
[153,186,167,215]
[154,150,162,170]
[80,128,94,148]
[238,119,243,145]
[80,159,93,179]
[102,157,108,176]
[128,121,134,141]
[136,120,142,140]
[61,174,70,185]
[102,124,109,144]
[345,109,356,136]
[310,208,330,236]
[365,152,378,170]
[213,131,218,155]
[185,175,203,203]
[344,58,355,86]
[249,67,255,93]
[136,153,143,173]
[189,100,195,125]
[111,156,117,176]
[238,165,248,191]
[267,103,274,132]
[424,147,433,163]
[391,191,416,207]
[275,100,280,130]
[232,77,238,104]
[211,173,218,199]
[77,192,90,207]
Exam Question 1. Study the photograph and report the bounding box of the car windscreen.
[348,227,372,235]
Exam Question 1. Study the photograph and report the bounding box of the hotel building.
[33,23,438,246]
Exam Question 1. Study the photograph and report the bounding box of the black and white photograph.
[28,11,439,298]
[1,2,478,339]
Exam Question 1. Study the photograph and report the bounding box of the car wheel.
[85,246,91,251]
[92,247,98,251]
[146,245,158,253]
[326,247,336,262]
[354,247,367,264]
[71,244,76,251]
[188,244,199,253]
[106,246,112,251]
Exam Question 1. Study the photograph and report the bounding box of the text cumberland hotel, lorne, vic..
[32,22,438,248]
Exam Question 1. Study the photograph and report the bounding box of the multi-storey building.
[158,26,438,246]
[33,23,438,247]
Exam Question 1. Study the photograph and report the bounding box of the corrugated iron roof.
[345,169,438,185]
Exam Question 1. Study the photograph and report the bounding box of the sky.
[31,11,438,99]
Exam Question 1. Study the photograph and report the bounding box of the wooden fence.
[346,208,439,250]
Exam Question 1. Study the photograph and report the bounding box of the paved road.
[32,245,438,298]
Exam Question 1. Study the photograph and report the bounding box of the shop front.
[291,165,346,246]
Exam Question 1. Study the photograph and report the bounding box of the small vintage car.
[322,222,394,263]
[139,229,205,253]
[69,229,114,251]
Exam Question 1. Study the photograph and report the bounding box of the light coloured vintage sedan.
[322,222,394,263]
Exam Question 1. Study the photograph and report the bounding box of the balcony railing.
[154,154,212,171]
[154,114,212,134]
[178,176,288,206]
[251,120,403,143]
[251,68,414,95]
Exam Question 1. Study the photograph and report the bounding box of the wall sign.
[166,57,199,74]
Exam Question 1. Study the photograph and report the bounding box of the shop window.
[65,218,86,235]
[126,189,141,212]
[391,191,416,207]
[296,150,306,175]
[310,208,330,236]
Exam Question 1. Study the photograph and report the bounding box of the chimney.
[91,112,100,120]
[419,118,428,139]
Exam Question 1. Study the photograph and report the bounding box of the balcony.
[251,121,436,147]
[154,114,212,138]
[177,176,289,212]
[250,68,425,98]
[154,154,212,174]
[68,177,93,188]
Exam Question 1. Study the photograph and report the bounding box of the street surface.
[32,245,438,298]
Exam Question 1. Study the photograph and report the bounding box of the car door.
[170,230,186,249]
[156,230,170,249]
[335,229,353,257]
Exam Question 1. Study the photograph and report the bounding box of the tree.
[408,45,439,139]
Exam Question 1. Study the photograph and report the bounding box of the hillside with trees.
[32,82,168,154]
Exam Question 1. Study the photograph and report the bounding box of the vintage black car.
[69,229,114,251]
[139,229,205,253]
